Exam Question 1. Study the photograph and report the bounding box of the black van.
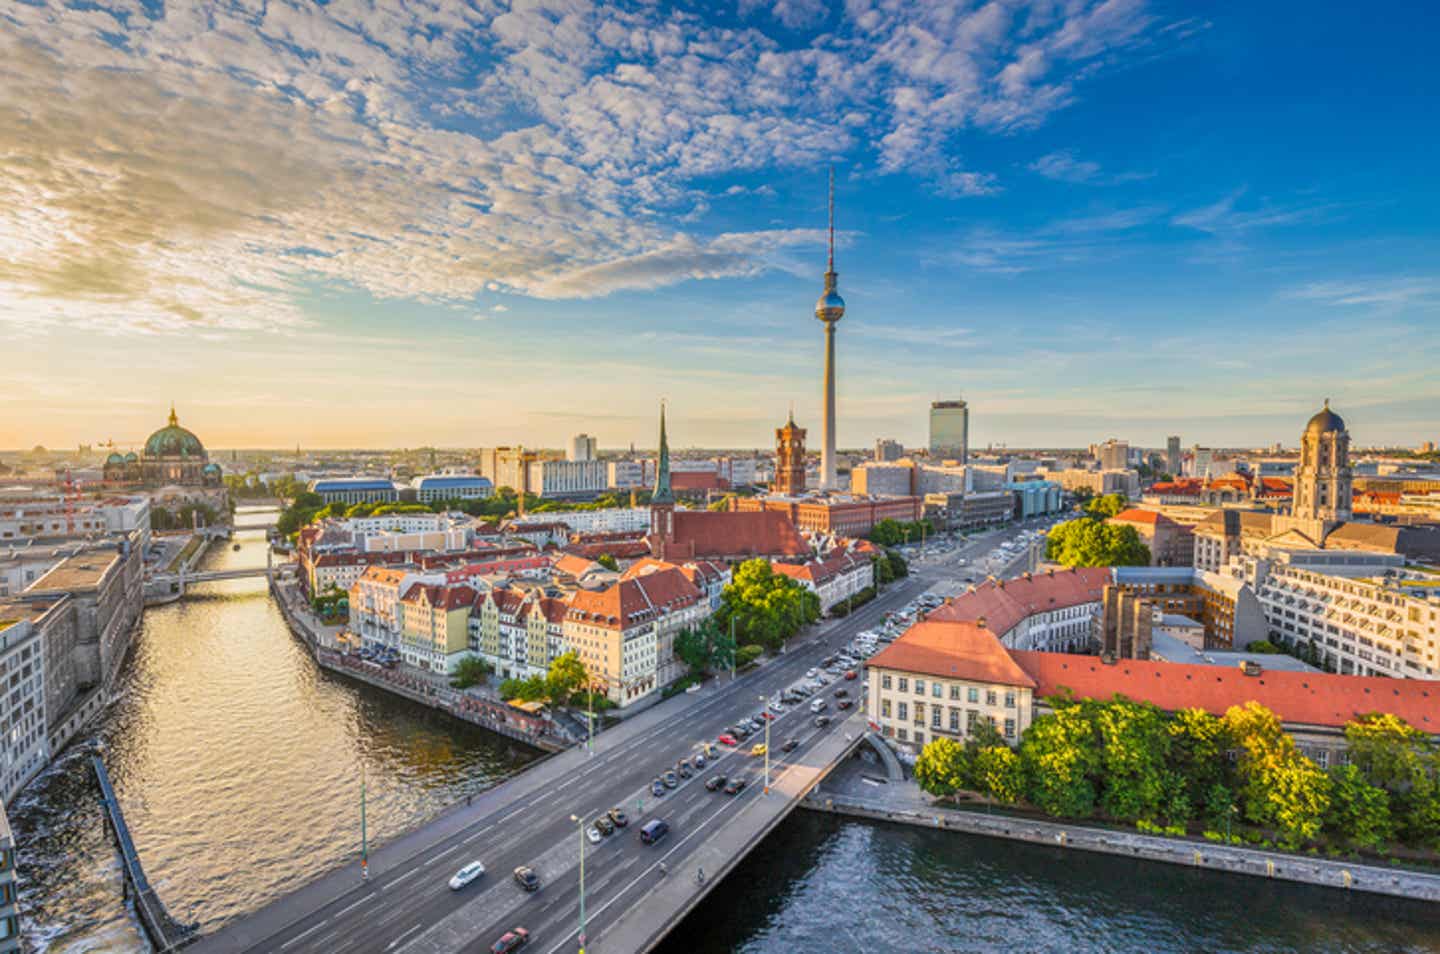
[639,819,669,845]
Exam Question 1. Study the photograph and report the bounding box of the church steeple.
[652,401,674,505]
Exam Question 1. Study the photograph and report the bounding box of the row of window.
[879,674,1016,708]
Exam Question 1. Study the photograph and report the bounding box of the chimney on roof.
[1023,571,1032,581]
[977,615,987,629]
[1240,660,1263,677]
[1101,651,1117,665]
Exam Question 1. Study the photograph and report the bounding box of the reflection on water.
[660,807,1440,954]
[13,510,537,953]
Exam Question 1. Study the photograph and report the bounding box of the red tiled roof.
[664,510,810,560]
[1110,508,1164,526]
[869,621,1038,689]
[771,550,868,585]
[567,567,701,630]
[553,553,602,577]
[400,583,475,611]
[926,567,1110,638]
[1011,651,1440,733]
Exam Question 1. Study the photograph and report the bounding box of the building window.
[986,690,998,707]
[898,677,909,692]
[881,699,891,718]
[914,731,924,745]
[967,687,979,703]
[914,679,925,695]
[966,709,978,730]
[1004,718,1016,739]
[1005,691,1016,708]
[897,702,908,721]
[931,707,941,728]
[913,703,925,724]
[897,728,908,742]
[881,674,892,690]
[932,682,943,699]
[949,708,960,731]
[950,684,961,700]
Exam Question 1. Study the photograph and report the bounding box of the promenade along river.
[13,507,1440,953]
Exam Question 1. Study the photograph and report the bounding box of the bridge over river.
[187,574,927,954]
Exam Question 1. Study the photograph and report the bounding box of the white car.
[587,827,602,844]
[449,861,486,890]
[805,668,819,679]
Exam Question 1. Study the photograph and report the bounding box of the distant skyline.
[5,2,1439,450]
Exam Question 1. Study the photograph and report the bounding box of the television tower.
[814,167,845,490]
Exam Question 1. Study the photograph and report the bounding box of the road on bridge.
[192,523,1045,954]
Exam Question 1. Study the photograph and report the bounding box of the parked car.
[844,670,858,681]
[651,779,666,797]
[814,715,831,727]
[662,771,679,789]
[609,808,628,827]
[693,753,706,769]
[449,861,485,890]
[723,777,747,795]
[805,668,819,679]
[705,774,727,791]
[513,866,540,892]
[595,816,615,836]
[718,733,738,747]
[834,688,849,698]
[837,699,853,710]
[586,826,602,845]
[677,760,693,779]
[490,928,530,953]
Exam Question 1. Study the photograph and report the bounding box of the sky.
[4,0,1439,453]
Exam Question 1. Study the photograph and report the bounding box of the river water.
[12,509,1440,953]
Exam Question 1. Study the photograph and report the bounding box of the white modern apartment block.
[608,460,654,489]
[527,459,608,499]
[1248,556,1440,678]
[569,434,598,462]
[510,508,650,536]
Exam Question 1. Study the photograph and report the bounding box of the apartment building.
[771,549,875,615]
[927,567,1110,654]
[0,608,50,803]
[398,582,476,672]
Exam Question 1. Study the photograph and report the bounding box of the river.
[12,509,1440,953]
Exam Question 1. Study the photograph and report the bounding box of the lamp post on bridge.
[759,695,772,795]
[570,813,587,953]
[360,763,368,881]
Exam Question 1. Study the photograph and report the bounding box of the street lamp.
[360,762,368,881]
[570,813,587,952]
[759,695,771,794]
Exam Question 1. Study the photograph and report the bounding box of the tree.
[1093,697,1173,822]
[1224,702,1331,847]
[973,745,1025,804]
[886,549,909,579]
[1344,713,1440,847]
[1020,703,1101,818]
[1045,518,1150,567]
[915,737,971,799]
[499,675,547,702]
[1324,763,1392,849]
[450,655,493,689]
[1084,493,1129,519]
[717,559,820,652]
[675,618,733,675]
[734,644,764,667]
[868,519,931,547]
[545,651,589,706]
[1168,707,1235,821]
[595,553,619,571]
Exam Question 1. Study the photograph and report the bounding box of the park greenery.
[449,655,493,689]
[735,644,765,668]
[309,584,348,622]
[674,617,738,675]
[595,553,619,571]
[715,559,821,652]
[1045,516,1150,567]
[497,650,594,708]
[915,696,1440,855]
[868,518,933,547]
[873,549,908,584]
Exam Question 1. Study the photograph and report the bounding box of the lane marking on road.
[386,923,424,950]
[463,825,493,844]
[279,918,331,950]
[424,843,463,867]
[383,867,421,890]
[333,895,370,920]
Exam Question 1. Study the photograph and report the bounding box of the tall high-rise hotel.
[929,400,969,464]
[814,170,845,490]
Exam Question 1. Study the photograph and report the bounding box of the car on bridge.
[662,771,679,788]
[595,815,615,836]
[750,743,767,757]
[609,807,629,827]
[448,861,485,890]
[705,774,727,791]
[490,927,530,953]
[513,866,540,892]
[651,779,666,797]
[717,733,738,747]
[723,777,747,795]
[844,670,858,680]
[781,738,799,753]
[677,759,693,778]
[837,699,853,710]
[586,826,602,845]
[834,688,849,698]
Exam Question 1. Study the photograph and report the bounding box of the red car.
[759,711,775,721]
[844,670,858,681]
[837,699,853,710]
[492,927,530,953]
[718,734,738,746]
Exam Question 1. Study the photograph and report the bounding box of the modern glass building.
[929,400,968,465]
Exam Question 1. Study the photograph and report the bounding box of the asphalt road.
[236,525,1041,954]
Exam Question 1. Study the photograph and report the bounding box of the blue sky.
[3,0,1438,451]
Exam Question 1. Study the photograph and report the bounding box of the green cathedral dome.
[144,406,207,460]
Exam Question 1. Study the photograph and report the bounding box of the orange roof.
[400,583,475,611]
[869,621,1038,689]
[553,553,602,577]
[1110,508,1163,526]
[567,567,702,630]
[1011,651,1440,733]
[670,471,730,492]
[926,567,1110,637]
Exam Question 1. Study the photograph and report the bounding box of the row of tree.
[715,559,821,653]
[915,695,1440,852]
[150,502,223,531]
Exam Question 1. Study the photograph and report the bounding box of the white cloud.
[1030,151,1102,183]
[1172,189,1326,233]
[491,304,510,312]
[1,0,1175,333]
[1285,279,1440,309]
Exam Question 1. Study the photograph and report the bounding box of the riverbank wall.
[269,578,565,753]
[802,790,1440,903]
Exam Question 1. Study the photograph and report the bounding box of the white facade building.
[527,459,608,499]
[0,613,50,803]
[509,508,651,536]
